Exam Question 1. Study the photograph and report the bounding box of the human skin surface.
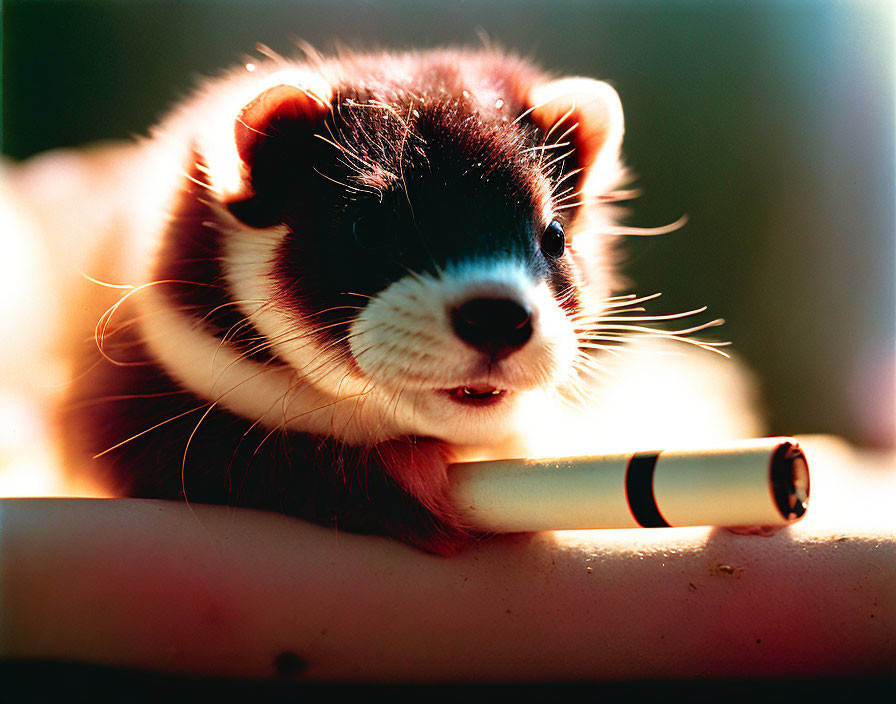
[1,436,893,681]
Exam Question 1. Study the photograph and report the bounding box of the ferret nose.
[450,297,533,360]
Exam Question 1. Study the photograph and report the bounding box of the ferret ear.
[527,78,625,196]
[226,81,332,228]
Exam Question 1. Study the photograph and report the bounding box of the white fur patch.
[137,288,430,446]
[348,259,581,444]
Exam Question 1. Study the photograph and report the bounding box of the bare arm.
[1,436,893,681]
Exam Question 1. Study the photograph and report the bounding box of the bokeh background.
[3,0,894,448]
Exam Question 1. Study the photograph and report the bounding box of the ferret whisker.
[551,185,579,203]
[79,272,138,290]
[602,188,643,202]
[551,168,585,194]
[522,141,571,155]
[541,105,576,147]
[246,317,353,355]
[93,403,211,458]
[554,193,587,208]
[340,291,374,300]
[313,166,364,193]
[554,201,586,212]
[607,215,688,237]
[333,374,377,439]
[538,124,574,173]
[64,389,191,411]
[279,387,374,428]
[541,148,576,173]
[551,121,580,149]
[202,298,269,319]
[597,318,725,336]
[569,363,607,386]
[600,293,665,309]
[208,355,293,400]
[181,401,221,504]
[572,309,649,329]
[92,280,208,366]
[180,168,221,195]
[596,306,713,324]
[509,103,537,127]
[577,342,627,358]
[597,327,732,358]
[315,130,384,177]
[555,281,580,301]
[577,334,632,343]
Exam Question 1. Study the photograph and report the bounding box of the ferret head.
[178,54,626,447]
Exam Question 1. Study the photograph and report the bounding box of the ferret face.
[275,92,583,444]
[149,53,626,447]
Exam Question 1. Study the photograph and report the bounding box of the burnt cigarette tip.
[771,442,810,521]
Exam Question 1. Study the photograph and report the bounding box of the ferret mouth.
[442,384,508,406]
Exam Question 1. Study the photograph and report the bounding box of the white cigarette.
[448,437,810,532]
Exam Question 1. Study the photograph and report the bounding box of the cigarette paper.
[448,437,809,532]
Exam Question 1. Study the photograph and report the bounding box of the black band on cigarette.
[625,451,670,528]
[770,442,810,521]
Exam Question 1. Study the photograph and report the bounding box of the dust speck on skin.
[274,650,309,677]
[710,563,745,578]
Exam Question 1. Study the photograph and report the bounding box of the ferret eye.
[352,214,397,250]
[540,220,565,259]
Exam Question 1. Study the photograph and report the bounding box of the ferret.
[3,48,761,553]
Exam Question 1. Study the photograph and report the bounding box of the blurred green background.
[2,0,894,448]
